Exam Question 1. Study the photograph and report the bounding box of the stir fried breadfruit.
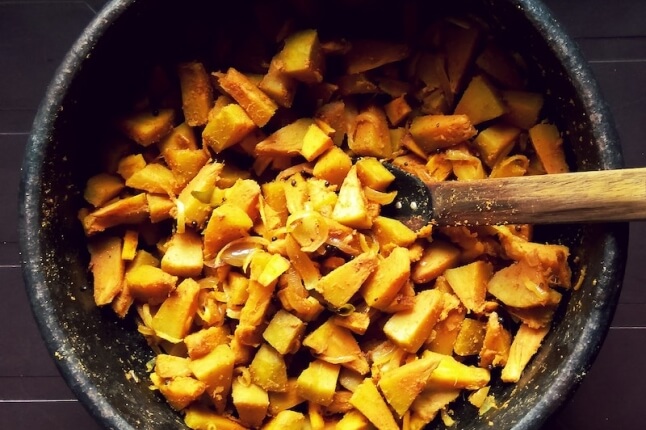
[80,12,573,430]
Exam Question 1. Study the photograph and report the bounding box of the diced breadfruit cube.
[529,122,569,174]
[479,312,512,368]
[371,216,417,250]
[268,378,305,416]
[454,75,507,125]
[349,378,399,430]
[378,354,442,417]
[315,253,378,308]
[88,235,125,306]
[259,58,297,108]
[158,376,206,411]
[224,178,261,222]
[125,264,177,304]
[336,409,370,430]
[473,124,521,168]
[202,103,256,153]
[164,148,210,188]
[345,39,410,75]
[453,317,487,356]
[275,29,325,83]
[185,325,231,359]
[411,239,461,284]
[117,153,146,180]
[384,95,412,126]
[154,354,192,379]
[331,165,372,229]
[312,146,353,186]
[232,377,269,427]
[202,203,254,260]
[189,344,235,413]
[121,229,138,261]
[348,105,392,158]
[158,122,198,157]
[146,194,174,223]
[355,157,395,191]
[263,309,306,355]
[487,259,562,309]
[82,193,149,236]
[501,323,549,383]
[444,260,493,313]
[300,123,334,162]
[303,319,369,375]
[383,289,444,353]
[183,406,247,430]
[263,410,307,430]
[409,114,477,153]
[151,278,200,342]
[502,90,544,129]
[125,163,180,195]
[216,67,278,127]
[361,247,411,311]
[117,108,175,147]
[255,118,314,157]
[161,229,203,278]
[178,61,213,127]
[84,173,124,207]
[315,100,347,146]
[177,162,223,229]
[235,279,277,347]
[423,351,490,390]
[249,343,288,392]
[296,359,340,406]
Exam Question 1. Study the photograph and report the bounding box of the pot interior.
[20,0,627,429]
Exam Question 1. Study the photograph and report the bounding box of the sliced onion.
[287,211,329,252]
[214,236,270,268]
[363,187,397,205]
[276,162,314,181]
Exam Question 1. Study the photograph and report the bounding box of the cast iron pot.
[19,0,628,429]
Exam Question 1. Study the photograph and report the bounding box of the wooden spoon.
[382,165,646,230]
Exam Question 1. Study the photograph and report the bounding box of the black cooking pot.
[19,0,628,429]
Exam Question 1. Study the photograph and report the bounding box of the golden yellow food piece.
[502,90,544,129]
[184,326,231,360]
[117,108,175,147]
[383,289,444,353]
[178,61,213,127]
[155,354,192,379]
[150,278,200,341]
[275,29,325,84]
[160,230,203,278]
[82,193,149,236]
[176,161,223,229]
[83,173,124,207]
[268,378,305,416]
[202,103,256,153]
[312,145,353,186]
[423,351,490,390]
[231,377,269,428]
[529,122,569,174]
[116,153,146,180]
[121,229,138,261]
[409,114,477,153]
[378,354,442,417]
[262,309,306,355]
[158,376,206,411]
[249,343,288,392]
[301,123,334,162]
[125,265,177,304]
[411,239,461,284]
[303,319,369,375]
[88,235,125,306]
[202,204,253,260]
[349,378,399,430]
[315,252,378,308]
[296,359,340,406]
[361,247,411,310]
[479,312,512,368]
[453,317,487,356]
[216,67,278,127]
[444,260,493,313]
[259,58,298,109]
[501,324,550,383]
[263,410,307,430]
[384,95,412,127]
[125,163,179,196]
[189,344,235,413]
[183,406,247,430]
[348,104,392,158]
[454,75,507,125]
[473,124,522,168]
[146,194,174,223]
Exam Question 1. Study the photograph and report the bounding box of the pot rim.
[18,0,628,429]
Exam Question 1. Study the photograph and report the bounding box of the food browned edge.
[18,0,627,430]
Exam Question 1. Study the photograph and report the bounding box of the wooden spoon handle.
[430,167,646,225]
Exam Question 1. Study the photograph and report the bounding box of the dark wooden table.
[1,1,644,428]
